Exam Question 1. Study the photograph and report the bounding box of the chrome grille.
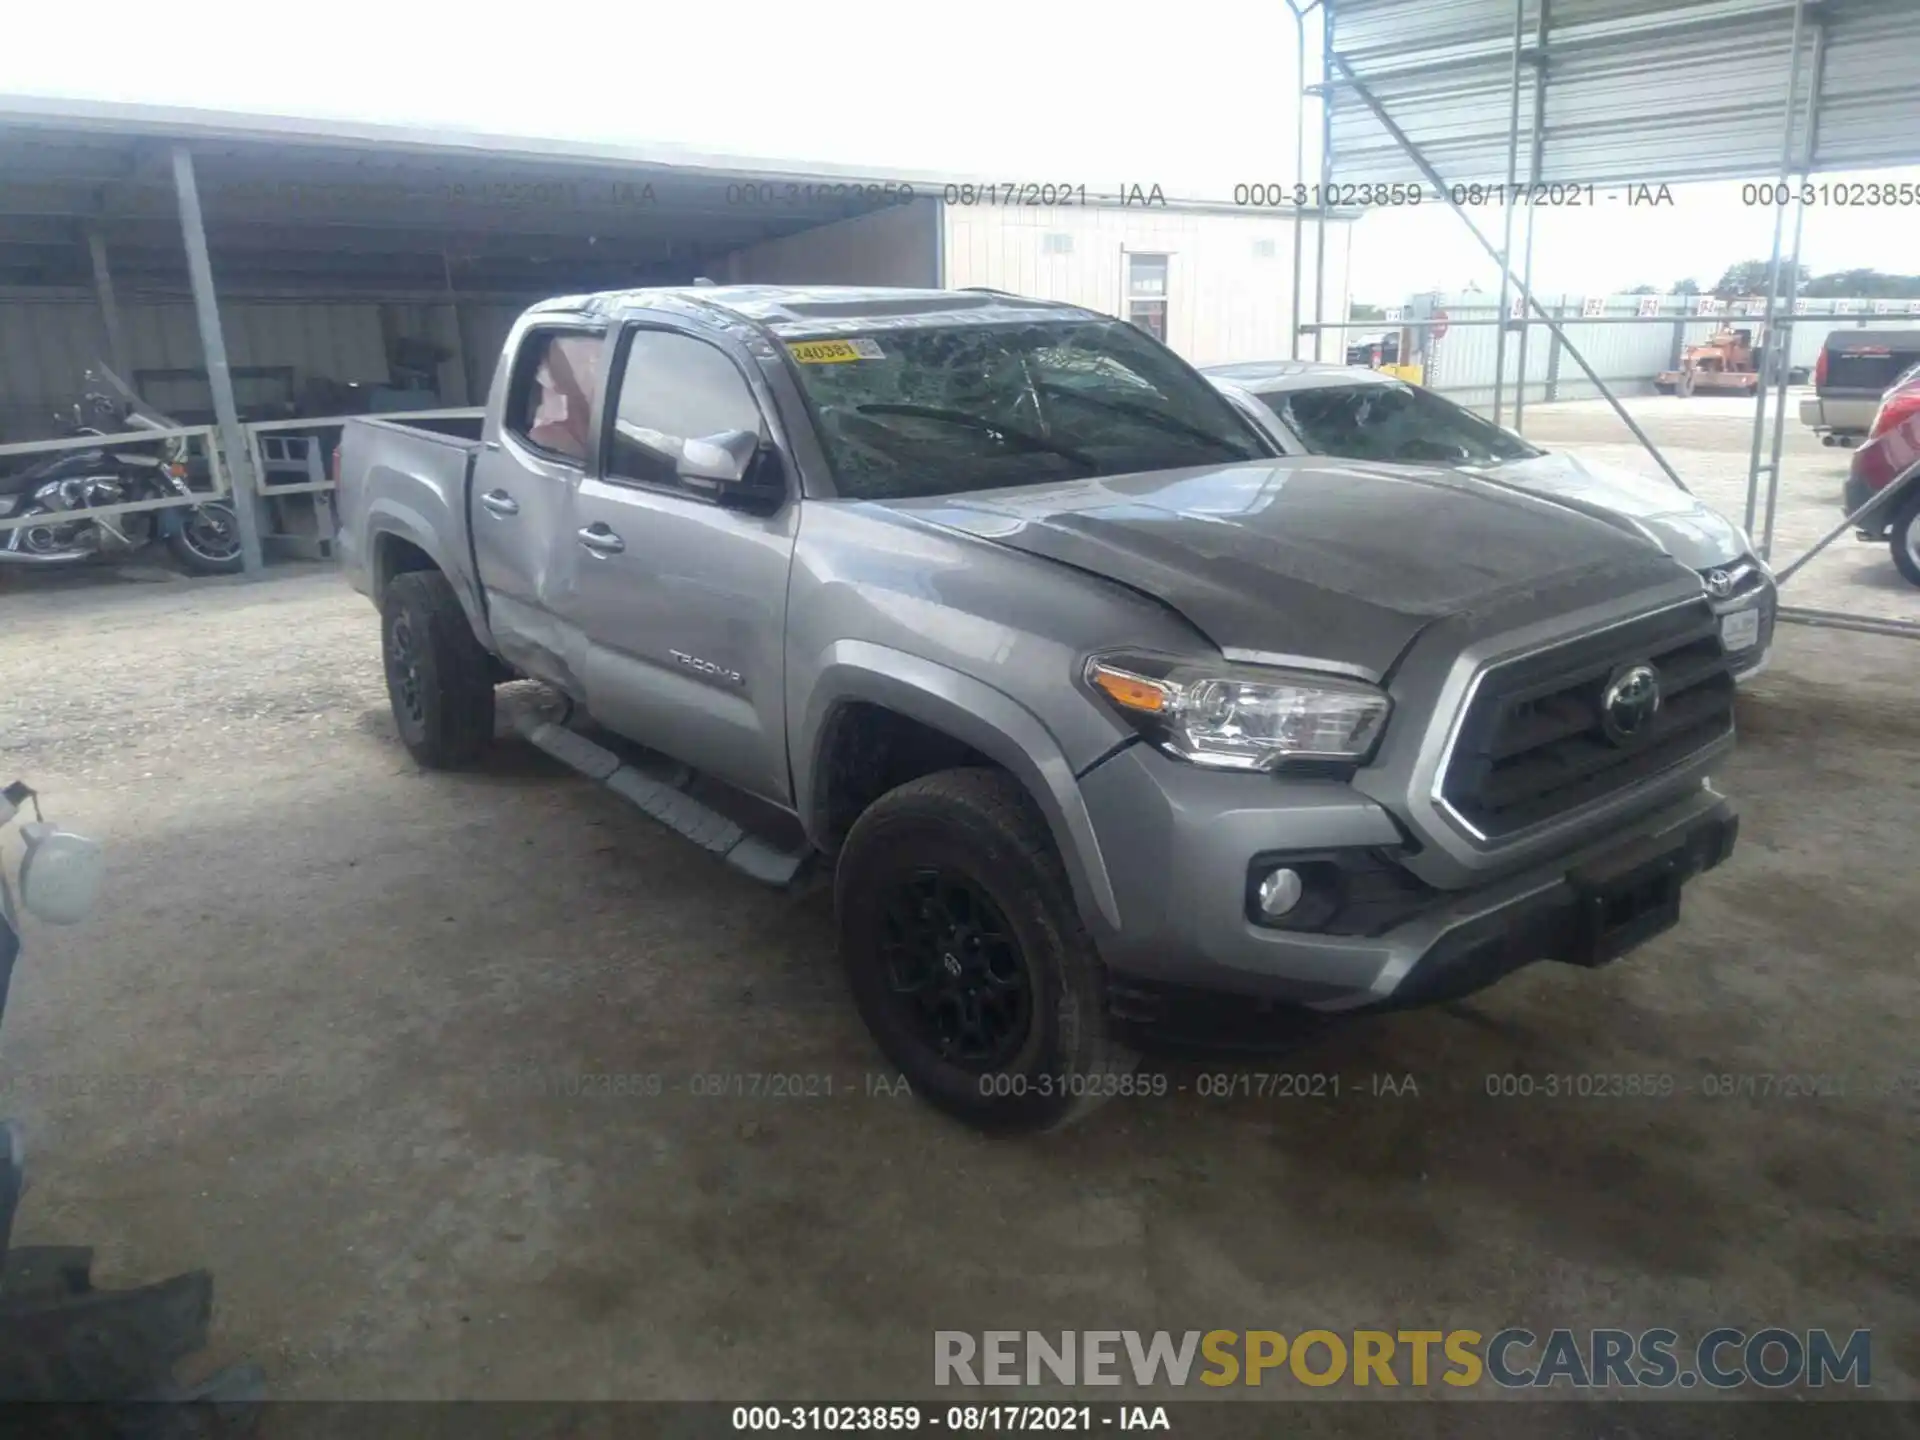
[1438,603,1736,840]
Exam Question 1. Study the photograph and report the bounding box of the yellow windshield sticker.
[788,337,886,364]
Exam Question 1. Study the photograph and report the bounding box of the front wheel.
[834,767,1135,1132]
[1891,490,1920,588]
[164,502,245,575]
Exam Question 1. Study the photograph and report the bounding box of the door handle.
[576,524,625,555]
[480,490,520,517]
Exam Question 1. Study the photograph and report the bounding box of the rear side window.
[504,329,604,463]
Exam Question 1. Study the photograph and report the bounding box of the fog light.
[1256,867,1304,919]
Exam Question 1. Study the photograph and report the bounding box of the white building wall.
[940,206,1353,368]
[720,199,941,288]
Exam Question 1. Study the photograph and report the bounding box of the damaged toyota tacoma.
[335,284,1740,1131]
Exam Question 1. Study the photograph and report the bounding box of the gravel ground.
[0,562,1913,1419]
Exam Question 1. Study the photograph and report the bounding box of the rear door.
[563,320,800,805]
[469,322,608,691]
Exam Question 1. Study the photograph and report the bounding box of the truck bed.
[333,412,489,613]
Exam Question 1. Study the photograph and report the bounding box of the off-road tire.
[835,767,1135,1132]
[1891,489,1920,589]
[380,569,495,769]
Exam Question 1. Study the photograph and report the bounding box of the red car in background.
[1844,362,1920,586]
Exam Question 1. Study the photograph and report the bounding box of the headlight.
[1084,654,1392,771]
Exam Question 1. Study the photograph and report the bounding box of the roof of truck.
[529,284,1097,338]
[1821,329,1920,351]
[1202,359,1397,393]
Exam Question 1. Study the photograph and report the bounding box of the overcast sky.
[3,0,1912,302]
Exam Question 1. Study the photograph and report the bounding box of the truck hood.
[1471,451,1750,570]
[881,458,1679,680]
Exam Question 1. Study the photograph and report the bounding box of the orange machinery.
[1655,327,1764,396]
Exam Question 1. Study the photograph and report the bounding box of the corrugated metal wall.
[1417,292,1920,408]
[452,302,534,406]
[942,207,1354,369]
[0,293,531,439]
[1325,0,1918,187]
[0,294,381,437]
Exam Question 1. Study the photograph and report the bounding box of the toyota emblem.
[1601,663,1662,746]
[1704,569,1735,600]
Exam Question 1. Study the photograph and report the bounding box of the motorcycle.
[0,365,244,576]
[0,784,262,1428]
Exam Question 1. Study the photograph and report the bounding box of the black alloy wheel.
[877,866,1034,1070]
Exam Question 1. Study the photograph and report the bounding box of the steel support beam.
[1285,1,1321,360]
[1490,0,1526,428]
[171,146,264,576]
[84,228,130,380]
[1329,54,1692,494]
[1743,0,1808,544]
[1770,459,1919,588]
[1760,14,1825,562]
[440,251,471,409]
[1776,608,1920,640]
[1512,0,1550,432]
[1311,2,1334,363]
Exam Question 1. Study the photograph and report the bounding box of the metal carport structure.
[0,97,948,574]
[1287,0,1920,638]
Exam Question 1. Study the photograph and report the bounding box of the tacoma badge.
[669,649,744,686]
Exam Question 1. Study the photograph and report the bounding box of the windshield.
[784,319,1272,501]
[1260,381,1540,468]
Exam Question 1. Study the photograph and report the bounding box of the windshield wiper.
[1033,383,1260,457]
[854,403,1097,470]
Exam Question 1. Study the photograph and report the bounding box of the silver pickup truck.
[336,284,1741,1131]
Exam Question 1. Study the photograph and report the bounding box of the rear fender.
[365,503,495,651]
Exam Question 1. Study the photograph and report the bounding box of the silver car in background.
[1206,360,1776,680]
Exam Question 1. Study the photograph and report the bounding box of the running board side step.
[507,707,813,889]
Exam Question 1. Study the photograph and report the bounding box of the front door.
[469,324,607,693]
[564,323,799,805]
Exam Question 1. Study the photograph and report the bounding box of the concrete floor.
[1517,388,1919,624]
[0,561,1914,1408]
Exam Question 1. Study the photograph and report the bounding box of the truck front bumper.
[1076,744,1738,1049]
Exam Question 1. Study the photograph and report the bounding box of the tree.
[1350,303,1386,321]
[1802,269,1920,299]
[1624,283,1659,295]
[1711,259,1812,298]
[1672,278,1701,295]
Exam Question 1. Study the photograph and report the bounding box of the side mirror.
[18,823,104,925]
[611,421,762,488]
[677,429,760,486]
